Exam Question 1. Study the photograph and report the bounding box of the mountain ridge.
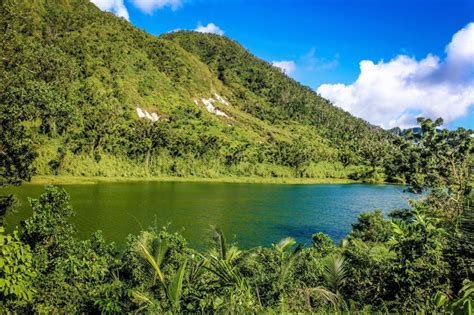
[0,0,398,180]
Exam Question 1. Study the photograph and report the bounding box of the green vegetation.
[1,118,472,313]
[28,174,358,185]
[1,0,473,312]
[0,227,36,305]
[1,0,400,182]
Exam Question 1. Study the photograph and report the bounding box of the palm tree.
[204,226,258,311]
[272,237,302,311]
[205,225,246,289]
[132,232,188,312]
[273,237,301,288]
[304,253,347,311]
[209,225,241,262]
[135,232,168,285]
[322,254,347,295]
[166,261,187,310]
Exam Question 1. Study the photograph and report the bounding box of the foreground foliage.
[1,182,472,313]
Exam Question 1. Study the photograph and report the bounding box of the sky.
[91,0,474,129]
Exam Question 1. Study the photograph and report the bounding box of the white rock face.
[201,98,229,117]
[136,107,159,122]
[197,94,230,117]
[136,107,146,119]
[214,93,229,105]
[151,112,159,121]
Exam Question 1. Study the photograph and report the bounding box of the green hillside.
[1,0,398,180]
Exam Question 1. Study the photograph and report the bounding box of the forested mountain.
[1,0,397,180]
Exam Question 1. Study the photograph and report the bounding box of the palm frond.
[131,290,154,306]
[206,255,246,289]
[166,260,187,310]
[136,236,165,284]
[323,254,347,293]
[275,237,296,253]
[226,245,242,263]
[210,225,227,260]
[308,286,340,306]
[188,256,206,283]
[155,237,169,267]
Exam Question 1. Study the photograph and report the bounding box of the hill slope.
[0,0,398,180]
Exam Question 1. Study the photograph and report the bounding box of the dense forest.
[0,0,401,181]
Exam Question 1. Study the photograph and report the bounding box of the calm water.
[4,182,411,248]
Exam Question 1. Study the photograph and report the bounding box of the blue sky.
[92,0,474,129]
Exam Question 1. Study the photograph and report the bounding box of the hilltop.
[0,0,399,181]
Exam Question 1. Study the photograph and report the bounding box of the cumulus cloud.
[91,0,129,21]
[91,0,183,18]
[130,0,182,13]
[194,23,225,35]
[317,22,474,129]
[272,60,297,75]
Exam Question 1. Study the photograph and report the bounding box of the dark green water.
[4,182,411,248]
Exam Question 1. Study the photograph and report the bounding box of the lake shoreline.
[29,175,365,185]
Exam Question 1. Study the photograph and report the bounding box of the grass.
[29,175,359,185]
[32,142,379,186]
[32,145,366,185]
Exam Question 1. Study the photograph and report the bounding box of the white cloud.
[317,22,474,129]
[91,0,183,18]
[130,0,182,13]
[91,0,129,20]
[272,60,296,75]
[194,23,225,35]
[446,23,474,64]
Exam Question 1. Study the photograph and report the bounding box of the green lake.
[4,181,411,248]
